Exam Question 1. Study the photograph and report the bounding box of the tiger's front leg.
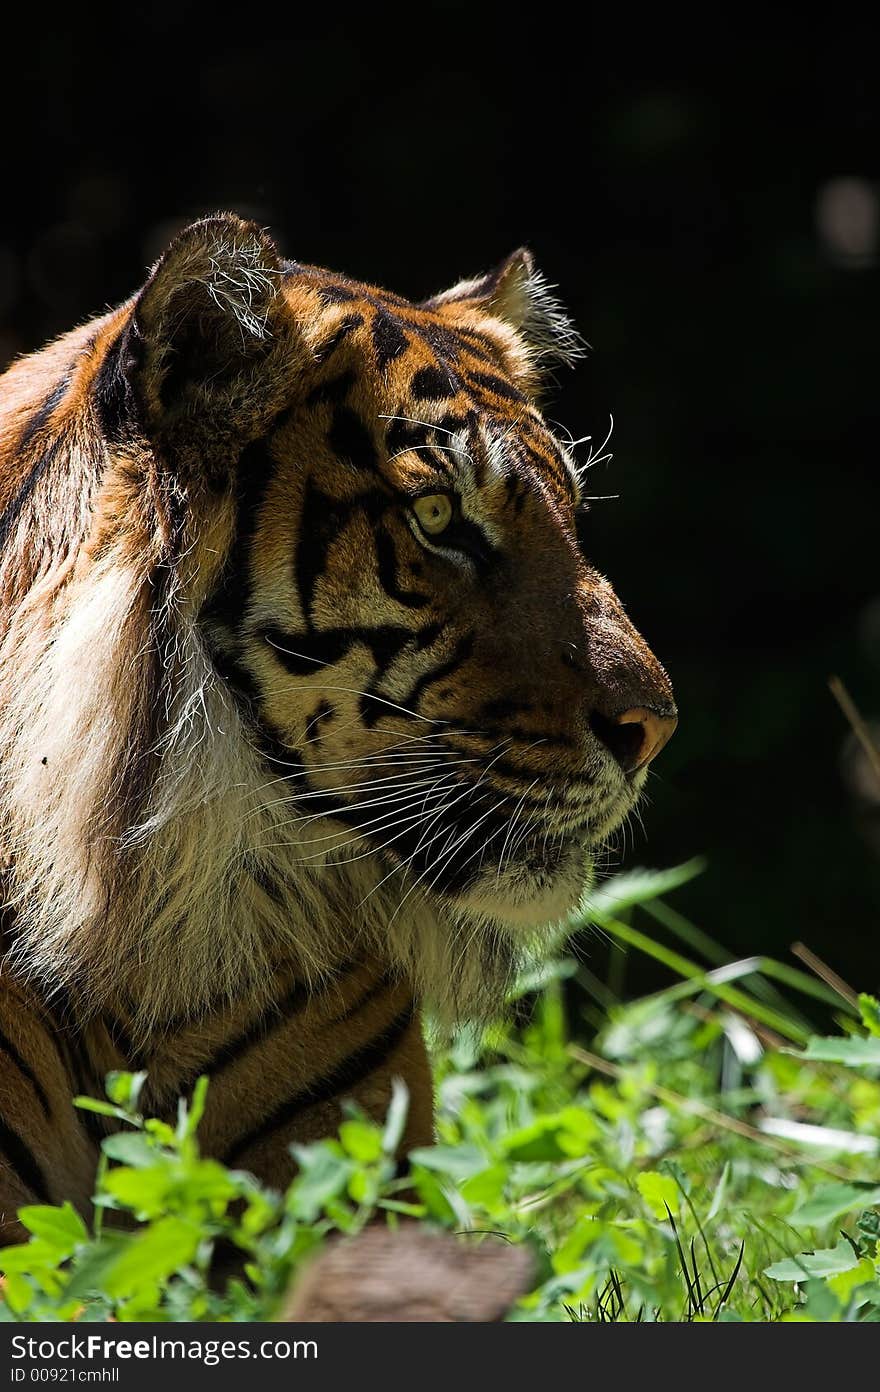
[0,979,99,1244]
[171,972,436,1190]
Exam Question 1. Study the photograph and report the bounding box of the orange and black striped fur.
[0,216,675,1240]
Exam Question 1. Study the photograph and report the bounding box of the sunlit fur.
[0,216,674,1045]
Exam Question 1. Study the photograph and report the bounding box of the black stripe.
[292,482,396,631]
[55,1023,113,1145]
[327,406,379,473]
[189,977,312,1082]
[263,625,356,674]
[313,313,363,364]
[306,369,356,406]
[411,364,461,402]
[316,282,358,304]
[414,321,468,363]
[0,376,71,553]
[0,1028,51,1117]
[403,633,474,712]
[416,446,457,481]
[522,439,568,490]
[202,958,372,1075]
[467,370,526,404]
[206,644,264,708]
[385,418,428,455]
[327,970,394,1026]
[24,995,111,1150]
[103,1014,140,1067]
[295,479,354,625]
[152,958,362,1108]
[0,1120,51,1203]
[203,432,281,630]
[452,328,501,365]
[443,516,496,573]
[151,982,313,1113]
[374,527,429,609]
[415,619,445,650]
[480,697,533,721]
[93,321,141,442]
[224,1005,414,1165]
[372,309,410,370]
[264,624,413,679]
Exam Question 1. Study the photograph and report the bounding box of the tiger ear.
[425,249,585,370]
[126,214,292,457]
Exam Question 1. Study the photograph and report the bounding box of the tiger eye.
[412,493,454,537]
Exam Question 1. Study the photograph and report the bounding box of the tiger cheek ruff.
[0,214,676,1236]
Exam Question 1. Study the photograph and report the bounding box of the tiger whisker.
[382,738,522,914]
[377,412,466,442]
[251,769,463,860]
[494,780,539,886]
[255,736,508,814]
[246,756,482,821]
[357,741,513,912]
[257,783,457,858]
[264,773,466,838]
[248,730,478,791]
[386,443,469,466]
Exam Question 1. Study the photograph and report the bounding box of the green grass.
[2,863,880,1322]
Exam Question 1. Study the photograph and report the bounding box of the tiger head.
[128,215,674,918]
[1,214,675,1020]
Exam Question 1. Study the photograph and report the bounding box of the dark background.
[2,11,877,990]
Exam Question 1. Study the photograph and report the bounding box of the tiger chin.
[0,213,675,1224]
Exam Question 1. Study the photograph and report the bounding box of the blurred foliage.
[3,868,880,1322]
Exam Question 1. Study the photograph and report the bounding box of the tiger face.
[126,216,676,942]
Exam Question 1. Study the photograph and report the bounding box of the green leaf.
[461,1164,508,1208]
[707,1161,731,1223]
[799,1036,880,1067]
[101,1218,201,1298]
[765,1240,860,1282]
[408,1166,464,1225]
[575,860,706,923]
[788,1184,880,1227]
[338,1119,383,1164]
[859,995,880,1038]
[0,1239,73,1272]
[347,1166,379,1206]
[73,1097,136,1123]
[636,1171,680,1219]
[101,1166,171,1216]
[827,1258,878,1303]
[17,1202,88,1256]
[143,1118,177,1146]
[287,1145,351,1222]
[184,1075,209,1136]
[507,956,579,1003]
[0,1271,33,1315]
[63,1237,131,1302]
[501,1109,598,1163]
[105,1071,148,1110]
[407,1144,488,1180]
[101,1133,157,1167]
[382,1077,410,1157]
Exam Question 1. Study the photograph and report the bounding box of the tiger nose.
[590,705,678,774]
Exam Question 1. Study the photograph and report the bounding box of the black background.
[2,10,877,990]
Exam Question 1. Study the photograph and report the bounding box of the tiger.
[0,214,676,1242]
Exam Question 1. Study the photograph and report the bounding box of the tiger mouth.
[313,767,633,914]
